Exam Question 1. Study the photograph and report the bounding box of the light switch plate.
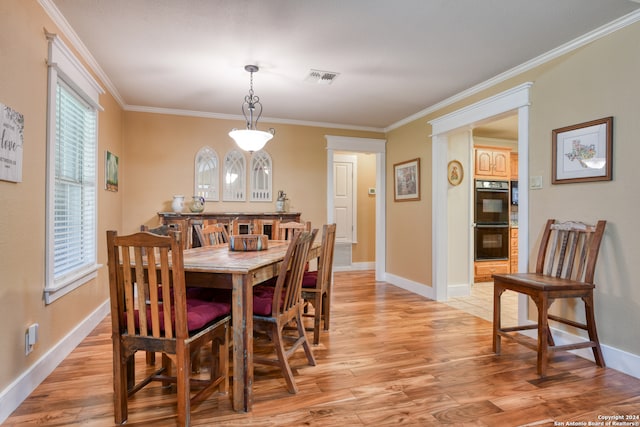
[530,176,543,189]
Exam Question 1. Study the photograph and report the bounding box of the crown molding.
[386,9,640,132]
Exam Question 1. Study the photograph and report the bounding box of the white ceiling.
[47,0,640,132]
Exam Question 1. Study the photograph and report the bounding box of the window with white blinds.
[53,81,97,279]
[45,32,103,303]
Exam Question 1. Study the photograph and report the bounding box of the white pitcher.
[172,195,184,213]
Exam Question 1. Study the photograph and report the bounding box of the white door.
[333,154,356,244]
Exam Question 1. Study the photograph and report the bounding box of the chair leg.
[297,311,316,367]
[271,323,298,394]
[113,349,128,424]
[322,290,330,331]
[583,294,606,367]
[535,294,550,377]
[312,293,323,345]
[176,346,191,427]
[493,285,504,355]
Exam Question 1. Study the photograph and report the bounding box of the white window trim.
[44,31,104,304]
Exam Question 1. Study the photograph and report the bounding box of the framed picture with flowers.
[552,117,613,184]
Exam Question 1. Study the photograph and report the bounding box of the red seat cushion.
[253,285,277,316]
[302,271,318,288]
[133,298,230,333]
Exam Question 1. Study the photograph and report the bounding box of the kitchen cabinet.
[510,153,518,180]
[474,260,510,282]
[474,146,511,179]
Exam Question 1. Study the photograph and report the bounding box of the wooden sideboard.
[157,212,302,247]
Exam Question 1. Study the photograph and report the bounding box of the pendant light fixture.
[229,65,275,152]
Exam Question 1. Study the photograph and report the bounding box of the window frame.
[222,149,246,202]
[249,150,273,202]
[44,32,104,304]
[194,146,220,201]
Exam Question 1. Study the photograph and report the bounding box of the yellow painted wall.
[385,22,640,356]
[0,0,123,390]
[122,111,382,235]
[3,0,640,406]
[353,152,376,263]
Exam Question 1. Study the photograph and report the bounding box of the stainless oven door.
[475,225,509,260]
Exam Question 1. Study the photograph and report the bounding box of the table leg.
[231,273,253,412]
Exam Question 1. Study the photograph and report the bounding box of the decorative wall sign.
[552,117,613,184]
[0,102,24,183]
[447,160,463,186]
[394,158,420,201]
[105,150,119,191]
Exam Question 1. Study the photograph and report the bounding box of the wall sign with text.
[0,102,24,183]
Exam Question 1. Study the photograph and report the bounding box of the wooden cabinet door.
[474,147,511,179]
[492,150,509,178]
[510,153,518,180]
[475,149,494,176]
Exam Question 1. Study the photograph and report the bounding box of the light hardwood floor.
[5,271,640,426]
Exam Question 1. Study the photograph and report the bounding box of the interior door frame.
[429,83,532,325]
[326,136,386,280]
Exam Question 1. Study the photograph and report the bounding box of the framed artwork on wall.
[447,160,463,186]
[552,117,613,184]
[105,150,119,191]
[394,158,420,201]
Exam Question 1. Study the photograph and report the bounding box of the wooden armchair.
[106,230,230,426]
[301,223,337,344]
[277,220,311,240]
[492,219,607,377]
[252,229,318,393]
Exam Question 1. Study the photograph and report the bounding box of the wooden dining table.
[180,239,320,412]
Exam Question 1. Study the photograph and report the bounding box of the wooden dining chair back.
[301,223,337,344]
[492,219,607,377]
[106,230,230,426]
[252,229,318,393]
[195,223,229,246]
[277,220,311,240]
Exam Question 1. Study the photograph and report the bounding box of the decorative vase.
[172,195,184,213]
[276,190,287,213]
[189,195,205,213]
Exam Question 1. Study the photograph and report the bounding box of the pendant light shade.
[229,65,275,152]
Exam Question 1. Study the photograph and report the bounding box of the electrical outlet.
[25,323,38,355]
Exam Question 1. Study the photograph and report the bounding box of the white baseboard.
[333,261,375,272]
[0,301,110,424]
[384,272,435,300]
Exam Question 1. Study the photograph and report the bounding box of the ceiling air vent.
[305,69,339,85]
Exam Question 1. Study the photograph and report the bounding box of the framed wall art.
[552,117,613,184]
[447,160,463,186]
[394,158,420,201]
[0,102,24,183]
[105,150,119,191]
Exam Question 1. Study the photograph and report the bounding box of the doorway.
[429,82,531,326]
[325,136,386,280]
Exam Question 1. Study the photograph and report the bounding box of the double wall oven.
[474,180,509,261]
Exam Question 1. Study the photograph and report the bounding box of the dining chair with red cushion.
[252,229,318,393]
[106,229,230,426]
[301,223,336,345]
